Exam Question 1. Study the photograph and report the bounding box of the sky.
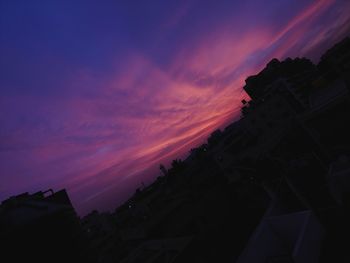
[1,0,350,215]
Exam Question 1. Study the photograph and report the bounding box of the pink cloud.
[2,0,350,215]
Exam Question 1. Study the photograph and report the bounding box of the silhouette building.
[0,189,95,263]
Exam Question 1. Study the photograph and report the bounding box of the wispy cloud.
[1,0,349,215]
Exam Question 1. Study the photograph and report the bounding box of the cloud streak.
[1,0,350,215]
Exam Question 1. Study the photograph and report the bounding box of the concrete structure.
[237,210,324,263]
[327,155,350,206]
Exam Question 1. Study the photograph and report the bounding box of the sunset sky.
[1,0,350,215]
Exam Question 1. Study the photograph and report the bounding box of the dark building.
[243,57,316,100]
[0,189,95,263]
[318,37,350,83]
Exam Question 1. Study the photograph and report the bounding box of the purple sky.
[1,0,350,215]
